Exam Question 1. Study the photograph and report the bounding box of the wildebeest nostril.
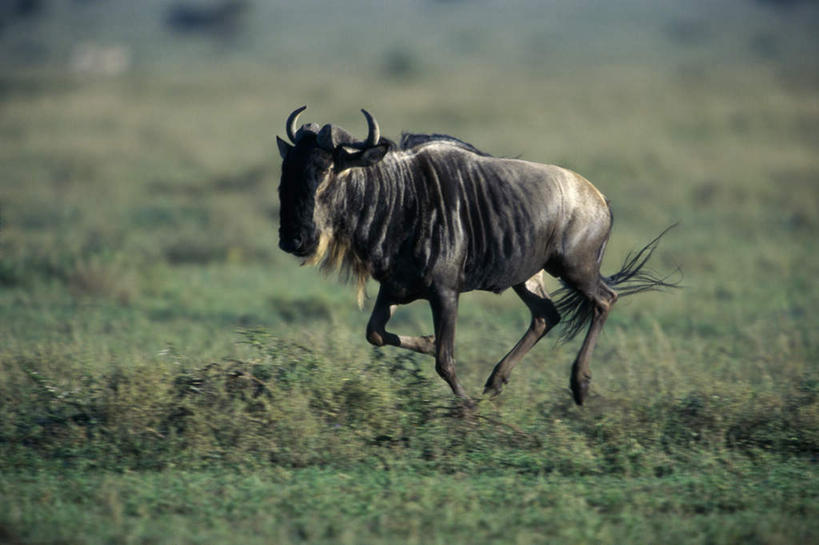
[279,237,294,251]
[279,234,305,254]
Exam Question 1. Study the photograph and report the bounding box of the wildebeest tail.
[554,224,680,341]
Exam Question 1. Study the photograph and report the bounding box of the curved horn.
[286,105,307,143]
[361,109,380,147]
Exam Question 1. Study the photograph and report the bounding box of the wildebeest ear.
[335,143,389,171]
[277,136,293,160]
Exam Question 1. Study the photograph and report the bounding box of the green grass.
[1,46,818,545]
[2,464,816,545]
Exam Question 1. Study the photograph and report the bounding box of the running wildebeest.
[276,106,677,407]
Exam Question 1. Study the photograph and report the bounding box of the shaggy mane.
[304,231,370,309]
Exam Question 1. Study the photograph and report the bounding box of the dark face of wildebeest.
[276,106,387,258]
[277,130,331,257]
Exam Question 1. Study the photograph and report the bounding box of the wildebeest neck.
[315,151,422,282]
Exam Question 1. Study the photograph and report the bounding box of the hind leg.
[569,279,617,405]
[483,272,560,397]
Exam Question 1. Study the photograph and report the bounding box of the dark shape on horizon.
[7,0,45,17]
[165,0,248,37]
[0,0,46,32]
[753,0,819,8]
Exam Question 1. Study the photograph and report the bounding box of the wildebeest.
[276,106,677,407]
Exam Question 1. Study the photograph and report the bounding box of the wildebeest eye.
[334,143,390,172]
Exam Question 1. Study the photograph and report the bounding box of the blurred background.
[1,3,818,542]
[2,0,818,71]
[1,0,817,364]
[2,0,818,358]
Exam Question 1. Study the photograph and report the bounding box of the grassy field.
[1,6,818,541]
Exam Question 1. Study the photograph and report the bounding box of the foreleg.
[430,287,471,404]
[366,288,435,355]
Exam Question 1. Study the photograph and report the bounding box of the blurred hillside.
[1,0,817,76]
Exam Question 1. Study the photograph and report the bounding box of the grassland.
[1,36,818,545]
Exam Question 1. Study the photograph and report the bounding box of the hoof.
[483,373,507,398]
[570,374,590,406]
[482,382,503,398]
[451,397,478,419]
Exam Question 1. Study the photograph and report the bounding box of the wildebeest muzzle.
[278,228,318,257]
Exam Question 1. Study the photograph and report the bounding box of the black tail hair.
[554,224,680,341]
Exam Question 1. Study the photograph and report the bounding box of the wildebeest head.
[277,105,389,257]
